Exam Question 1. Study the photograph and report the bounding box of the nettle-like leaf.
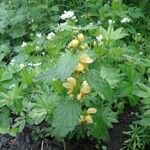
[56,51,79,81]
[86,70,113,101]
[52,100,81,138]
[36,51,79,82]
[90,104,118,140]
[100,65,122,88]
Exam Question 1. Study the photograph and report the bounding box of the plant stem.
[63,139,66,150]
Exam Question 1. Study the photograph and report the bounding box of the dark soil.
[0,106,149,150]
[106,105,139,150]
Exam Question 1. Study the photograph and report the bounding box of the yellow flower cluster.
[77,80,91,100]
[63,77,76,95]
[63,33,96,125]
[79,108,97,124]
[75,54,93,72]
[68,33,87,50]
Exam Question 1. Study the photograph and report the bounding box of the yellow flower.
[63,77,76,95]
[77,92,83,100]
[80,54,93,64]
[87,108,97,114]
[77,33,84,41]
[77,80,91,100]
[75,54,93,72]
[80,80,91,94]
[75,63,84,72]
[85,115,93,124]
[68,39,80,49]
[79,45,86,50]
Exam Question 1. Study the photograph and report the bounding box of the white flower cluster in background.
[21,42,27,48]
[9,84,16,89]
[108,19,115,25]
[26,62,42,67]
[36,33,42,38]
[47,32,55,40]
[96,34,104,45]
[120,17,130,23]
[55,22,68,32]
[60,10,76,20]
[10,58,16,66]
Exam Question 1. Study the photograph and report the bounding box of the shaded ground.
[106,106,139,150]
[0,106,149,150]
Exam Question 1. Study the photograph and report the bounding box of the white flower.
[108,19,115,25]
[60,10,75,20]
[36,46,40,50]
[96,35,103,42]
[42,52,45,56]
[20,63,25,69]
[21,42,27,47]
[27,62,42,67]
[9,84,16,89]
[120,17,130,23]
[96,35,104,46]
[10,58,15,65]
[47,32,55,40]
[36,33,42,38]
[32,62,42,67]
[139,51,143,55]
[55,22,68,32]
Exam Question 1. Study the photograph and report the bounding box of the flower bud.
[75,63,84,72]
[85,115,93,124]
[87,108,97,114]
[68,39,80,49]
[77,33,84,41]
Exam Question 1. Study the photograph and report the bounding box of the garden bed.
[0,106,142,150]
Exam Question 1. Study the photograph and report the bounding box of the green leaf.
[56,51,79,81]
[29,93,57,124]
[0,108,10,128]
[133,83,150,98]
[90,104,118,140]
[0,92,11,107]
[100,65,122,88]
[0,70,13,82]
[86,70,113,101]
[52,100,81,138]
[36,51,79,82]
[35,68,57,81]
[115,81,133,97]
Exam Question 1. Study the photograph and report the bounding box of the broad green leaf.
[56,51,79,81]
[35,68,56,81]
[0,70,13,82]
[86,70,113,101]
[29,93,57,124]
[100,65,122,88]
[52,100,81,138]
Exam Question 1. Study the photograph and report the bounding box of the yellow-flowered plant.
[68,33,85,49]
[79,107,97,124]
[75,54,93,72]
[86,108,97,114]
[77,80,91,100]
[63,77,76,95]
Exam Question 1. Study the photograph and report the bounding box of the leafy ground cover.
[0,0,150,150]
